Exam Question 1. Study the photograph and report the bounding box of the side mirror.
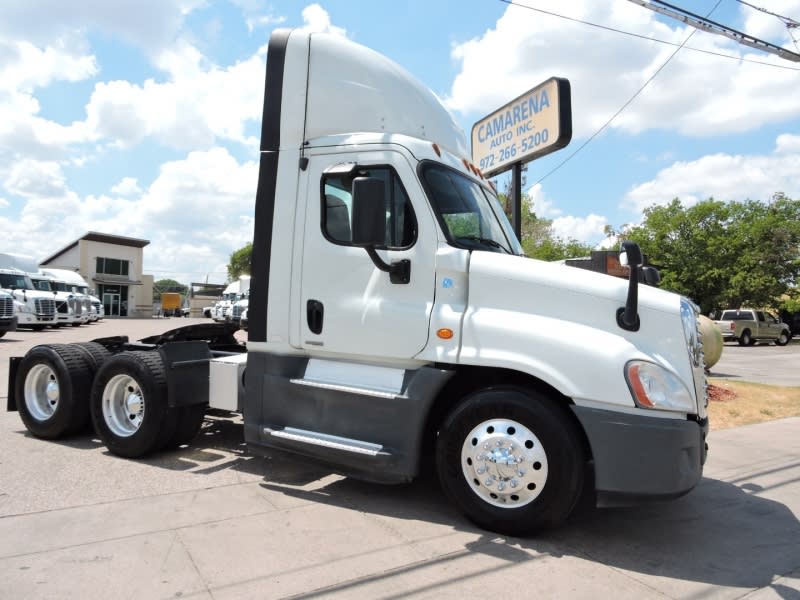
[350,176,410,285]
[351,177,386,247]
[619,241,643,268]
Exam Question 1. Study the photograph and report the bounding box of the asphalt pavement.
[709,340,800,387]
[0,319,798,599]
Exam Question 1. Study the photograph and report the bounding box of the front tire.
[15,344,93,438]
[776,331,790,346]
[436,386,585,536]
[90,351,177,458]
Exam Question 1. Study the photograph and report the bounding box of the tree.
[497,187,593,261]
[152,279,188,302]
[624,196,800,314]
[227,243,252,281]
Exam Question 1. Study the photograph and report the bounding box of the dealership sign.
[471,77,572,178]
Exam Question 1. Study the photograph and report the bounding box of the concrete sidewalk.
[1,405,798,599]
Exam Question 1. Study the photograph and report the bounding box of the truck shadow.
[18,411,800,593]
[257,470,800,594]
[140,413,800,593]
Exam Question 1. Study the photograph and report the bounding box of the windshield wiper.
[457,235,512,254]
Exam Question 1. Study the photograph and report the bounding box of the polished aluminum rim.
[102,374,145,437]
[24,364,59,421]
[460,418,548,508]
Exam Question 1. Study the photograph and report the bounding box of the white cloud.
[111,177,142,197]
[1,148,257,285]
[445,0,800,138]
[0,0,204,59]
[623,135,800,212]
[527,182,562,218]
[82,54,265,150]
[551,214,609,242]
[299,4,347,36]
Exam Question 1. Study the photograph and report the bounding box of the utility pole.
[627,0,800,62]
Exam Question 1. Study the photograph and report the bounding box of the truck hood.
[459,252,694,409]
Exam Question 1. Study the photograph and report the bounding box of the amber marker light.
[436,328,454,340]
[432,143,441,157]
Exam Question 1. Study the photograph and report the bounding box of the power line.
[630,0,800,61]
[735,0,800,54]
[525,0,722,186]
[497,0,800,71]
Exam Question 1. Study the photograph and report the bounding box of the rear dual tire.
[16,344,93,439]
[90,351,205,457]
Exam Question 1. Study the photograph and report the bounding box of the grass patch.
[707,379,800,430]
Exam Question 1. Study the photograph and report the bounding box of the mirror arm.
[365,247,411,285]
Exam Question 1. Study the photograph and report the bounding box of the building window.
[96,257,130,276]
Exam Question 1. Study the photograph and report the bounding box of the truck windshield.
[420,162,522,255]
[32,279,52,291]
[0,273,34,290]
[51,281,69,293]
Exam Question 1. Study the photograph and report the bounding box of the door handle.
[307,299,324,334]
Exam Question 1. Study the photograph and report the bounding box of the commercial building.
[40,232,153,318]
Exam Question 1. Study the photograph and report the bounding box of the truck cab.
[0,268,57,330]
[0,289,16,338]
[30,272,82,327]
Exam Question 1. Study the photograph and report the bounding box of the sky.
[1,0,799,286]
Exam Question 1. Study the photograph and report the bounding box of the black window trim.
[319,163,419,251]
[417,159,517,255]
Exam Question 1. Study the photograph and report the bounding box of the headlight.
[15,301,32,314]
[625,361,696,413]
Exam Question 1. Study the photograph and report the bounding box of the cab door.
[298,150,436,361]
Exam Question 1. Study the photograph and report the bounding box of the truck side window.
[321,166,416,249]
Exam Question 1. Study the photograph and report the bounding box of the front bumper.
[571,405,707,506]
[0,317,17,333]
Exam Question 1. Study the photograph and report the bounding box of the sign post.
[471,77,572,240]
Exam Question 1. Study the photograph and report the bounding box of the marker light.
[436,328,454,340]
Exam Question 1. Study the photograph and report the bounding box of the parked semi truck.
[0,289,16,338]
[0,254,57,330]
[30,272,83,327]
[41,268,97,323]
[7,29,708,535]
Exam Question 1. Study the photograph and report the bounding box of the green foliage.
[152,279,188,303]
[623,195,800,314]
[498,191,593,261]
[227,242,253,282]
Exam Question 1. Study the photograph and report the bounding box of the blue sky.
[1,0,799,285]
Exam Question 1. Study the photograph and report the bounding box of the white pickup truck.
[714,309,791,346]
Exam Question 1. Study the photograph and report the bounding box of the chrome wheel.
[23,364,60,421]
[102,374,146,437]
[460,418,548,508]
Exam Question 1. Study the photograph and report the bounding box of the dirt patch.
[707,379,800,430]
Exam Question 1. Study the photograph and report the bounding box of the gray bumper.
[571,405,707,506]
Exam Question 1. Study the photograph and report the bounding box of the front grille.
[34,298,56,316]
[0,296,13,319]
[232,305,244,318]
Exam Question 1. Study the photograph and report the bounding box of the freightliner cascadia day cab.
[7,29,708,535]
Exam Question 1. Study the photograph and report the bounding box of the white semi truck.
[30,272,83,327]
[0,289,16,338]
[0,253,58,330]
[7,29,707,535]
[212,275,250,322]
[41,268,99,322]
